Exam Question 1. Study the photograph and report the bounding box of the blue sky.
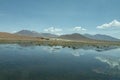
[0,0,120,38]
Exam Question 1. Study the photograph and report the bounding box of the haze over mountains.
[0,30,120,41]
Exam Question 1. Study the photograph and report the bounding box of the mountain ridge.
[59,33,93,41]
[2,30,119,42]
[84,34,120,41]
[15,30,58,38]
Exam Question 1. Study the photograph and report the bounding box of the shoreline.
[0,39,120,47]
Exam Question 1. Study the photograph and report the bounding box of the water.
[0,44,120,80]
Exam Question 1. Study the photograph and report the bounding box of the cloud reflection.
[71,49,85,57]
[96,56,120,69]
[42,46,62,53]
[94,56,120,75]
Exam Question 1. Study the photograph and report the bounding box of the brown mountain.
[0,32,43,41]
[84,34,120,41]
[59,33,93,41]
[15,30,58,38]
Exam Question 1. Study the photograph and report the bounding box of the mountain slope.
[84,34,120,41]
[40,33,58,38]
[15,30,58,38]
[15,30,41,37]
[0,32,40,40]
[59,33,92,41]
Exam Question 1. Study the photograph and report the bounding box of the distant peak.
[18,30,33,32]
[71,33,81,35]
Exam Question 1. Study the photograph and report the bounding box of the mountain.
[15,30,58,38]
[15,30,41,37]
[5,30,120,42]
[84,34,120,41]
[40,33,58,38]
[0,32,39,40]
[59,33,92,41]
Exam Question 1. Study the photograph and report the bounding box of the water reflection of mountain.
[16,43,120,52]
[70,45,119,52]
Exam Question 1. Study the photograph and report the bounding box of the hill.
[59,33,93,41]
[15,30,58,38]
[0,32,44,41]
[84,34,120,41]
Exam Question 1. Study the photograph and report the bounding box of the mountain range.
[15,30,120,41]
[15,30,57,38]
[0,32,41,40]
[0,30,119,42]
[59,33,92,41]
[84,34,120,41]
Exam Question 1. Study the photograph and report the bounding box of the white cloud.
[44,27,62,32]
[54,33,63,35]
[44,27,63,35]
[11,31,17,33]
[97,20,120,29]
[73,26,86,31]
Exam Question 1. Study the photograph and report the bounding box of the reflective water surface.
[0,44,120,80]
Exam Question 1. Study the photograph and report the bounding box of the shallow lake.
[0,44,120,80]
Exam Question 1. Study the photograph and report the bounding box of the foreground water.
[0,44,120,80]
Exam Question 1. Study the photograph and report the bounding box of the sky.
[0,0,120,38]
